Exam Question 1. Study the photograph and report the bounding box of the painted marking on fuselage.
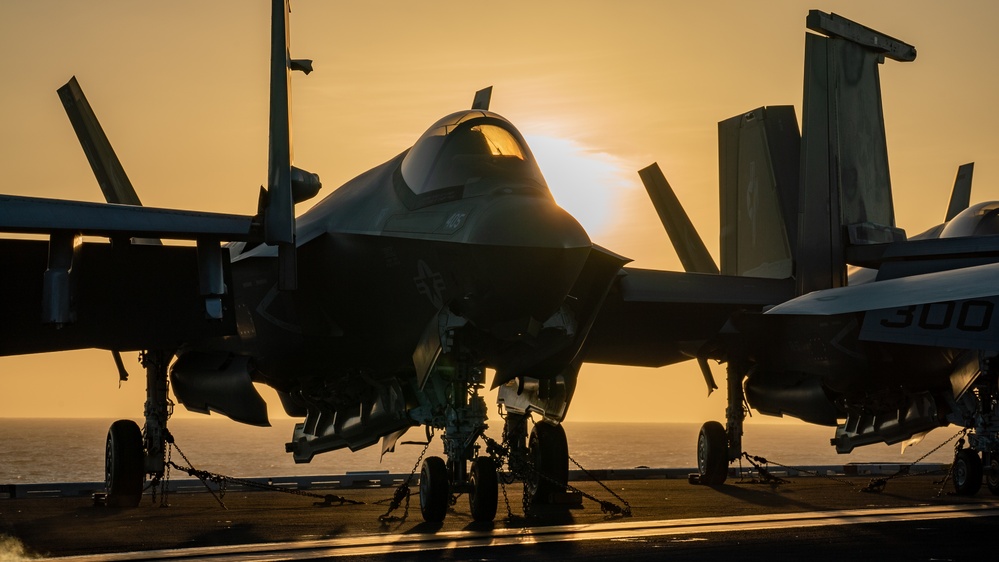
[861,297,999,351]
[381,246,401,268]
[414,259,446,309]
[444,211,467,231]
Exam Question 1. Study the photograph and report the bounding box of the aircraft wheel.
[526,422,569,506]
[697,421,729,485]
[985,453,999,495]
[419,456,449,523]
[953,449,983,496]
[105,420,145,507]
[469,457,498,522]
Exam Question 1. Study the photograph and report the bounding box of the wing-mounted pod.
[260,0,321,291]
[637,163,718,274]
[717,106,800,279]
[797,10,915,294]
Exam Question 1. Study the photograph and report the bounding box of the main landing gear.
[104,420,144,507]
[104,350,173,507]
[693,361,747,485]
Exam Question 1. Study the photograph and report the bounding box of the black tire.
[953,449,983,496]
[987,454,999,496]
[697,421,729,485]
[469,457,498,522]
[105,420,145,507]
[527,422,569,506]
[419,456,449,523]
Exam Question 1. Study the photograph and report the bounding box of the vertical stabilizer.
[946,163,975,222]
[717,106,800,279]
[638,163,719,274]
[796,11,915,295]
[57,77,142,207]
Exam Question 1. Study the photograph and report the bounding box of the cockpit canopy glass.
[941,201,999,238]
[401,110,548,195]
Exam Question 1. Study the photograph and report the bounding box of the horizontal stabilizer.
[638,163,718,274]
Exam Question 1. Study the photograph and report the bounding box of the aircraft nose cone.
[464,193,590,249]
[456,194,592,327]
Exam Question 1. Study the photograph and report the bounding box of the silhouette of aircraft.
[0,0,781,521]
[621,10,999,495]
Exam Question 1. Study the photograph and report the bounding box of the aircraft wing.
[0,238,238,356]
[766,262,999,316]
[0,196,258,356]
[765,262,999,352]
[583,268,793,367]
[0,194,256,240]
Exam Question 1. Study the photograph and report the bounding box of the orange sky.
[1,1,999,425]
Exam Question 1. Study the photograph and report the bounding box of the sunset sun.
[526,134,636,239]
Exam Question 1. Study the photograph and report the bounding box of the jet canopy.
[401,110,548,196]
[941,201,999,238]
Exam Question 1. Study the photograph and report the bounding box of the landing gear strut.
[415,361,497,523]
[104,349,173,507]
[695,360,747,485]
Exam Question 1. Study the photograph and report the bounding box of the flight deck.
[3,465,997,560]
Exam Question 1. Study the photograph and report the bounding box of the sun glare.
[526,135,636,238]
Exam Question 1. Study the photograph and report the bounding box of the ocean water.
[0,418,961,484]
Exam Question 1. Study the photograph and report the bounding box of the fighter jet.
[608,11,999,495]
[0,0,676,523]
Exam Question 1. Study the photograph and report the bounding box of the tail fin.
[58,76,161,246]
[471,86,492,110]
[946,162,974,222]
[638,163,719,274]
[57,77,142,207]
[717,106,800,279]
[795,10,915,294]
